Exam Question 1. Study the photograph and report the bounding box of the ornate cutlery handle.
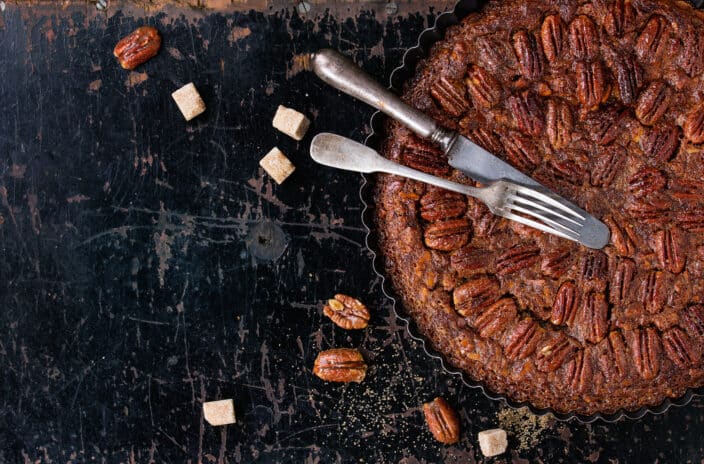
[310,49,455,151]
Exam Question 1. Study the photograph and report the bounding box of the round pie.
[375,0,704,415]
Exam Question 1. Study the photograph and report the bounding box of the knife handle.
[310,49,456,151]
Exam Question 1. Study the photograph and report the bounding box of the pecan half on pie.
[375,0,704,415]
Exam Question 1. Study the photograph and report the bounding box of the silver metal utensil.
[309,48,610,249]
[310,133,610,248]
[309,48,541,188]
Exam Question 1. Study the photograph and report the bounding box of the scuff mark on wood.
[9,164,26,178]
[125,71,149,87]
[67,194,90,203]
[27,193,41,234]
[88,79,102,92]
[229,26,251,42]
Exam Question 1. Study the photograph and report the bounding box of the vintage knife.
[309,48,610,249]
[309,49,542,187]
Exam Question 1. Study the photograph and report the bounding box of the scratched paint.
[0,2,703,464]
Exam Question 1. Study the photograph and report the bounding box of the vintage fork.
[310,133,609,248]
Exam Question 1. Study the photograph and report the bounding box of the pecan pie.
[375,0,704,415]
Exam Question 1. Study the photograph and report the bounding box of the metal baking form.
[360,0,704,423]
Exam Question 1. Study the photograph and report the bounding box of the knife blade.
[310,49,543,187]
[445,134,542,187]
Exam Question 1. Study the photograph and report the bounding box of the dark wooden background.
[0,1,702,462]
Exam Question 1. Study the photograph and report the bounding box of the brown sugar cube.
[272,105,310,141]
[259,147,296,184]
[171,83,206,121]
[202,399,236,426]
[478,428,508,457]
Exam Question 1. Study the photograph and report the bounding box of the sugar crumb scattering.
[497,407,553,451]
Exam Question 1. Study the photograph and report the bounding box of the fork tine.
[507,197,584,227]
[503,211,581,242]
[512,190,585,222]
[509,184,583,214]
[509,186,586,221]
[505,203,581,236]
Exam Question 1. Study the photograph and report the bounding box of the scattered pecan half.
[610,258,635,306]
[605,0,636,36]
[590,146,625,187]
[420,189,467,222]
[430,77,470,117]
[500,131,541,172]
[626,195,671,224]
[605,216,635,255]
[453,275,501,317]
[640,270,666,314]
[466,66,502,109]
[576,60,609,110]
[653,228,686,274]
[473,297,517,338]
[597,330,630,382]
[635,15,669,63]
[635,81,670,126]
[550,281,579,326]
[424,219,472,252]
[401,139,450,176]
[508,91,544,136]
[569,15,600,61]
[662,326,699,368]
[451,246,494,278]
[503,318,542,360]
[676,207,704,232]
[590,107,629,146]
[679,26,704,77]
[476,35,518,74]
[512,30,544,80]
[541,247,574,278]
[467,126,503,154]
[578,292,609,344]
[113,26,161,70]
[323,294,370,330]
[612,54,642,105]
[536,334,577,372]
[683,304,704,338]
[423,397,460,444]
[496,244,540,275]
[631,327,661,380]
[541,14,566,64]
[683,104,704,144]
[641,124,681,163]
[564,349,592,394]
[628,167,666,198]
[313,348,367,383]
[546,98,573,149]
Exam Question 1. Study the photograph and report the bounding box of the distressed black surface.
[0,4,702,463]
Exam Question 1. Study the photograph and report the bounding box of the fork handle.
[310,49,456,151]
[377,157,483,199]
[310,132,482,200]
